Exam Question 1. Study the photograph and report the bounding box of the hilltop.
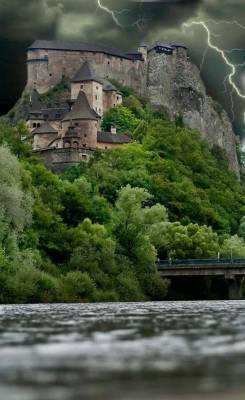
[6,39,240,175]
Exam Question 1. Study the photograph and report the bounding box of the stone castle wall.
[34,148,92,173]
[27,49,146,95]
[33,132,57,150]
[103,91,122,112]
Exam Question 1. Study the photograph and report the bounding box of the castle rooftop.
[32,122,57,135]
[149,42,187,53]
[63,91,98,122]
[28,40,143,61]
[101,79,120,93]
[97,131,132,145]
[71,62,102,84]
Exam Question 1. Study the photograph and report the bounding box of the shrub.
[61,272,96,302]
[102,105,139,133]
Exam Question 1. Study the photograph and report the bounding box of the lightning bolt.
[96,0,148,31]
[183,20,245,129]
[183,21,245,100]
[96,0,124,27]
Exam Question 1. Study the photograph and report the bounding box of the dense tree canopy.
[0,85,245,303]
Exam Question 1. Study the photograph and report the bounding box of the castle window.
[55,114,61,119]
[84,134,87,138]
[73,141,79,148]
[64,141,71,148]
[83,144,87,148]
[81,84,83,89]
[75,123,79,127]
[95,95,98,100]
[33,123,37,128]
[96,86,99,90]
[49,73,52,77]
[108,61,110,65]
[82,155,87,160]
[37,123,41,128]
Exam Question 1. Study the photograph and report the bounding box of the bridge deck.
[157,260,245,277]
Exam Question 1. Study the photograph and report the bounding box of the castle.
[26,40,187,95]
[28,60,132,170]
[25,39,239,174]
[26,40,188,170]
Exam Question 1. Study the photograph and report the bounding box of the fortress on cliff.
[27,40,186,94]
[25,39,239,174]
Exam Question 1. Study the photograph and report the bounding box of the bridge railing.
[157,258,245,267]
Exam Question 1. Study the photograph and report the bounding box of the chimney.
[111,126,117,135]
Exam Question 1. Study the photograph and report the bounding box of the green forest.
[0,85,245,303]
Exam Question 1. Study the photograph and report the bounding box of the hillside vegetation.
[0,86,245,303]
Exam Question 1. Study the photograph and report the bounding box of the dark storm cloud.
[0,0,244,44]
[0,0,201,44]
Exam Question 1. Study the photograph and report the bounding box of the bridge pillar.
[227,276,244,300]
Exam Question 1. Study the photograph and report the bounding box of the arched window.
[33,123,37,128]
[73,141,79,149]
[64,141,71,148]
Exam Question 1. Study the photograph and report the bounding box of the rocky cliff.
[147,50,240,175]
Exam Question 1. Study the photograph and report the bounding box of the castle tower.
[32,122,58,150]
[102,80,122,112]
[71,62,103,117]
[62,91,99,149]
[27,90,44,130]
[138,42,148,63]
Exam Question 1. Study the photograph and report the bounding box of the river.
[0,301,245,400]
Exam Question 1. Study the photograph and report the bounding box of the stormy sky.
[0,0,244,137]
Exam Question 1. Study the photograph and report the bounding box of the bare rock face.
[147,49,240,176]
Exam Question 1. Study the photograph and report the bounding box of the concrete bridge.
[157,259,245,300]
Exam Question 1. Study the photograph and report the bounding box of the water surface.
[0,301,245,400]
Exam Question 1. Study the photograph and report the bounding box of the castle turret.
[138,42,148,63]
[32,122,58,150]
[71,62,103,117]
[28,90,44,130]
[62,91,99,149]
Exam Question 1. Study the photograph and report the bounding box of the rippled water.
[0,302,245,400]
